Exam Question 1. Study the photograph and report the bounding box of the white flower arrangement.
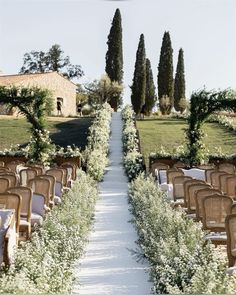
[129,174,235,294]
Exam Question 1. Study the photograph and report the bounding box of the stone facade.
[0,72,77,116]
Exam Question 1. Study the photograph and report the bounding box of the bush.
[129,174,235,294]
[0,170,98,294]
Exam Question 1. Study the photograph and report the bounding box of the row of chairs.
[154,162,236,267]
[0,160,78,266]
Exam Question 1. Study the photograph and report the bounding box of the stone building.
[0,72,77,116]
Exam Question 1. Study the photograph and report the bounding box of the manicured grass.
[137,117,236,164]
[0,116,93,150]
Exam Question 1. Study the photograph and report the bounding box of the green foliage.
[85,74,123,108]
[20,44,84,80]
[145,58,156,115]
[131,34,146,115]
[105,8,123,110]
[0,170,98,294]
[186,89,236,165]
[129,174,234,294]
[174,48,186,113]
[158,31,174,115]
[0,86,54,164]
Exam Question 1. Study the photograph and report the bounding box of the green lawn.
[0,116,93,150]
[137,117,236,164]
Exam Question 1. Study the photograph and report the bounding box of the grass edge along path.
[128,174,236,294]
[0,170,98,294]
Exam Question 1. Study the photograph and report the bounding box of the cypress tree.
[131,34,146,115]
[174,48,187,113]
[145,58,156,116]
[157,31,174,115]
[105,8,123,111]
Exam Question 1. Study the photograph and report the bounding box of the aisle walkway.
[73,112,152,295]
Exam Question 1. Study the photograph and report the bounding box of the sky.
[0,0,236,104]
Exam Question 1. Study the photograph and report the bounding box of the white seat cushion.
[30,213,43,226]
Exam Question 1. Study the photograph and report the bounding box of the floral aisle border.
[0,171,98,294]
[84,103,113,181]
[122,105,144,181]
[129,174,236,294]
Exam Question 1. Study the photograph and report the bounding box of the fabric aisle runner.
[73,112,152,295]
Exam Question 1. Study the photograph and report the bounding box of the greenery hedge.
[0,170,98,294]
[129,174,236,294]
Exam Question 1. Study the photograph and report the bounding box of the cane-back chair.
[226,177,236,199]
[150,162,170,178]
[220,174,236,194]
[219,163,236,175]
[0,178,10,193]
[187,183,211,214]
[167,169,184,184]
[19,168,37,186]
[172,175,192,206]
[225,214,236,266]
[211,171,228,190]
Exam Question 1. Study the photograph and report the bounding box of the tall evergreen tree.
[131,34,146,115]
[105,8,123,111]
[145,58,156,116]
[157,31,174,114]
[174,48,187,113]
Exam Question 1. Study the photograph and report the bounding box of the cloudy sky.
[0,0,235,103]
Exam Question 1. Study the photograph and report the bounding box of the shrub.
[129,174,235,294]
[0,170,98,294]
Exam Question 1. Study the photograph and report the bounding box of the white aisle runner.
[73,112,152,295]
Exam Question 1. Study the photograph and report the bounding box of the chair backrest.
[210,171,227,190]
[19,168,37,186]
[205,168,217,184]
[36,175,55,202]
[0,167,10,173]
[46,168,64,185]
[220,174,236,194]
[226,177,236,199]
[0,174,17,187]
[60,163,73,181]
[184,179,205,208]
[219,163,236,174]
[60,167,68,186]
[195,188,222,221]
[173,161,186,169]
[0,193,21,233]
[231,204,236,215]
[225,213,236,267]
[6,161,24,173]
[25,165,44,175]
[197,164,215,170]
[172,175,192,201]
[150,162,170,177]
[202,194,233,232]
[7,187,32,222]
[28,178,50,206]
[0,178,10,193]
[0,161,5,167]
[61,162,77,181]
[167,169,184,184]
[188,183,211,213]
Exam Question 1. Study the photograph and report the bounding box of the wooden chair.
[7,187,32,240]
[172,175,192,206]
[167,169,184,184]
[225,214,236,266]
[187,183,211,214]
[0,161,5,167]
[61,162,77,181]
[0,193,21,239]
[226,177,236,199]
[184,179,205,208]
[205,168,217,184]
[0,174,18,187]
[219,163,235,174]
[46,168,68,193]
[173,161,186,169]
[220,174,236,194]
[28,178,51,208]
[6,161,25,173]
[0,209,16,266]
[150,162,170,178]
[19,168,37,186]
[202,194,233,245]
[195,188,222,222]
[210,171,228,190]
[0,178,10,193]
[36,175,58,206]
[25,165,44,175]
